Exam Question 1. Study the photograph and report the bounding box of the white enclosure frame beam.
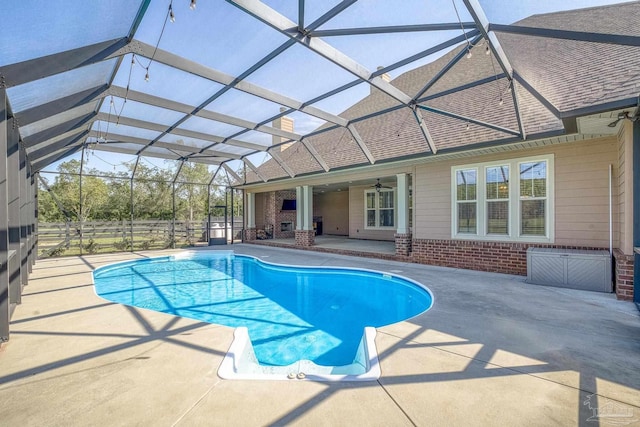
[347,124,375,164]
[131,41,349,128]
[222,163,243,184]
[310,22,477,37]
[463,0,526,138]
[86,131,233,161]
[227,0,414,106]
[411,106,438,155]
[242,157,267,183]
[301,139,330,172]
[267,148,296,178]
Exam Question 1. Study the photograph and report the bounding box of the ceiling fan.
[372,179,391,192]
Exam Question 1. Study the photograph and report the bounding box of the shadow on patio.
[0,247,638,426]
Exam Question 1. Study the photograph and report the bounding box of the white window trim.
[364,188,397,230]
[451,154,554,243]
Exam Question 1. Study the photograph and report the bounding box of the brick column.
[613,249,634,300]
[395,233,412,256]
[295,229,315,247]
[244,228,257,241]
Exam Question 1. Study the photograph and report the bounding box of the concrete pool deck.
[1,245,639,426]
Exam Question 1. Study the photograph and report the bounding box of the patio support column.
[33,173,38,261]
[244,192,256,241]
[28,169,35,272]
[303,186,313,231]
[0,87,9,342]
[295,186,303,231]
[395,173,412,257]
[7,107,21,306]
[19,143,28,285]
[295,185,314,247]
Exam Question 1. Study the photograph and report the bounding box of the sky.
[8,0,635,177]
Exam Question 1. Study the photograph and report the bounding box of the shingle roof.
[248,2,639,184]
[499,1,640,114]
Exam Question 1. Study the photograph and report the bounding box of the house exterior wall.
[254,190,297,239]
[614,121,635,300]
[272,190,296,239]
[349,185,396,241]
[414,137,619,248]
[314,191,349,236]
[410,136,629,283]
[254,192,266,230]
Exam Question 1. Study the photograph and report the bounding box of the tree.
[131,162,173,220]
[174,162,211,221]
[45,160,109,222]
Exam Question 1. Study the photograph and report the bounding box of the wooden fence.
[38,218,244,258]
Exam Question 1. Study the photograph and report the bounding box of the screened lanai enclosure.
[2,0,640,341]
[37,161,244,257]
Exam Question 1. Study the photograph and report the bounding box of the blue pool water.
[93,252,432,367]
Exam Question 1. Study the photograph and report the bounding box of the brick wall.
[262,190,297,239]
[395,233,412,256]
[411,239,605,276]
[244,228,256,241]
[295,230,315,247]
[274,190,296,239]
[264,192,275,232]
[613,249,634,301]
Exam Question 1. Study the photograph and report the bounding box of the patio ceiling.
[2,0,639,186]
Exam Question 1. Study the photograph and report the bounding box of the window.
[486,165,509,235]
[365,188,395,229]
[451,155,553,242]
[455,169,477,233]
[519,161,547,236]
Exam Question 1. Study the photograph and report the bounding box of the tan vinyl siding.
[349,185,395,241]
[414,162,451,240]
[414,136,619,248]
[314,191,349,236]
[554,139,616,247]
[619,127,626,252]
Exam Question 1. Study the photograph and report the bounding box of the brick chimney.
[272,107,295,152]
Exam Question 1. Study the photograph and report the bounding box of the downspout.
[633,117,640,306]
[609,164,613,256]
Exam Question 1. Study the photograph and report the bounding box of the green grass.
[39,236,203,257]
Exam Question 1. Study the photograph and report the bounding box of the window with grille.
[451,155,553,242]
[364,188,395,229]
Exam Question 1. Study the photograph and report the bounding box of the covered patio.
[1,245,638,425]
[247,235,397,256]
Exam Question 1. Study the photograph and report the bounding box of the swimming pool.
[93,251,433,380]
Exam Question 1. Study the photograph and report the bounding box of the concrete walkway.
[1,245,639,426]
